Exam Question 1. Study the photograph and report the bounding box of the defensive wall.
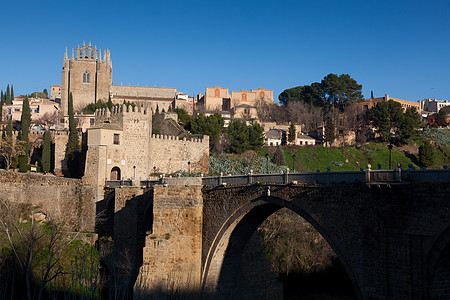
[100,169,450,299]
[0,170,96,232]
[149,134,209,175]
[83,105,209,189]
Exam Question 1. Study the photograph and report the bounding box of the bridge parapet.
[105,169,450,187]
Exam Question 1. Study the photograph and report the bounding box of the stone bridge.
[98,169,450,299]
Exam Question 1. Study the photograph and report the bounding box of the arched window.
[83,71,90,83]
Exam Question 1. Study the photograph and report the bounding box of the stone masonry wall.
[148,135,209,175]
[137,185,204,293]
[0,170,96,232]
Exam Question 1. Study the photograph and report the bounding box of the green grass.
[260,141,450,172]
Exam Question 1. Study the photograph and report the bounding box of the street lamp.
[188,161,191,174]
[265,153,269,174]
[133,165,136,180]
[388,144,393,169]
[292,154,296,172]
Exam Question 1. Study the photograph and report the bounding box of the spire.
[64,47,68,62]
[94,45,97,60]
[76,44,80,59]
[71,48,74,59]
[99,49,102,61]
[103,50,106,62]
[83,40,85,47]
[89,41,91,47]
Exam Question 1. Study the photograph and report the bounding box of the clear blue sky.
[1,0,449,102]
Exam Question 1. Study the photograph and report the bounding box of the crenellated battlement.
[94,103,151,117]
[150,134,209,144]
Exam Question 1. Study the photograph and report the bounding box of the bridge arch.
[202,195,362,299]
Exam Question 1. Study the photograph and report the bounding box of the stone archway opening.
[202,198,360,299]
[428,226,450,299]
[110,167,121,180]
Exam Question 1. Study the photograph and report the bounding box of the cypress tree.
[6,119,13,138]
[67,93,79,155]
[18,96,31,172]
[107,94,113,111]
[324,115,335,147]
[273,146,286,166]
[6,84,10,104]
[41,130,51,173]
[10,85,14,102]
[288,122,296,144]
[371,90,374,99]
[67,93,80,177]
[1,90,4,103]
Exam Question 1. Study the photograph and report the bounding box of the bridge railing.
[105,180,133,187]
[105,169,450,187]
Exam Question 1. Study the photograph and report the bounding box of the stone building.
[197,86,274,119]
[419,98,450,113]
[83,105,209,188]
[1,97,60,125]
[354,94,421,114]
[59,42,193,116]
[61,41,112,115]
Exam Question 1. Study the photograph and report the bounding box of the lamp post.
[265,153,269,174]
[133,165,136,180]
[388,144,393,169]
[292,154,296,172]
[188,161,191,174]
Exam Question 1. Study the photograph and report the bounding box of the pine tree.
[10,85,14,102]
[324,116,335,147]
[18,96,31,172]
[288,122,296,144]
[41,130,51,173]
[419,140,435,168]
[6,84,10,104]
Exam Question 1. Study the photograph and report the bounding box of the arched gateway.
[201,195,362,299]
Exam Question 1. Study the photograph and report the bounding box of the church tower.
[61,41,112,115]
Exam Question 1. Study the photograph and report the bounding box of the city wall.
[0,170,96,232]
[149,134,209,175]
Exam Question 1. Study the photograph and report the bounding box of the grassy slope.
[259,142,450,172]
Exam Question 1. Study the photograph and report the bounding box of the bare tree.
[0,135,25,170]
[36,111,59,130]
[0,199,98,299]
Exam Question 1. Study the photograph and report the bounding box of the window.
[114,134,120,145]
[90,118,95,126]
[83,71,90,83]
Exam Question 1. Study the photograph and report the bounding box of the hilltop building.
[419,98,450,113]
[196,86,274,120]
[354,94,421,114]
[1,96,60,125]
[59,42,194,116]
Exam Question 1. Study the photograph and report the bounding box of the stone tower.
[61,41,112,115]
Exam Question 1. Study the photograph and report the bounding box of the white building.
[419,98,450,113]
